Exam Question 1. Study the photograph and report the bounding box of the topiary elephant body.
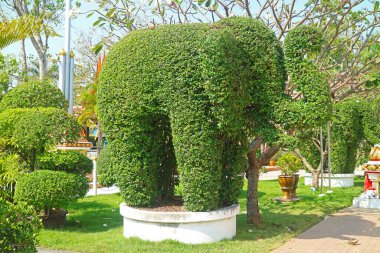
[98,17,329,211]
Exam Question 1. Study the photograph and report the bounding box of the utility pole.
[58,0,74,115]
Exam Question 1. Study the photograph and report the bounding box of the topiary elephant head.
[98,17,331,211]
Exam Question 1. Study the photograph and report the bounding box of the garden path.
[272,207,380,253]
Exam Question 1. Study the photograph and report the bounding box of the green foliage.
[14,170,88,212]
[0,108,79,170]
[0,53,19,94]
[78,82,98,128]
[0,199,42,253]
[0,154,27,201]
[98,17,286,211]
[97,145,117,187]
[281,25,332,129]
[277,152,302,175]
[331,98,380,173]
[37,150,93,176]
[0,80,66,112]
[0,15,42,50]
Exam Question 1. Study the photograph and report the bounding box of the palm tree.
[0,15,41,50]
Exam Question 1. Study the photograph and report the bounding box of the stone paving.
[272,207,380,253]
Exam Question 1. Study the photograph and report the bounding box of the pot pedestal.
[276,174,300,202]
[273,196,301,202]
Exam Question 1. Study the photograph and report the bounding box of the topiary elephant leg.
[170,105,223,211]
[111,112,170,207]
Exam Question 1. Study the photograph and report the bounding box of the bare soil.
[136,197,186,212]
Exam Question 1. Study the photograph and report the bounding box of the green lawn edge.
[38,177,364,253]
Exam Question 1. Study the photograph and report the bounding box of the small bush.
[0,80,66,112]
[14,170,88,213]
[97,146,117,187]
[38,150,93,176]
[0,199,42,252]
[277,152,302,175]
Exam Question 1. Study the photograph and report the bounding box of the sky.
[3,1,100,58]
[3,0,377,59]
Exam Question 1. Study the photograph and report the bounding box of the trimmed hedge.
[281,25,332,129]
[97,145,117,187]
[0,80,66,112]
[98,17,286,211]
[331,98,380,173]
[0,199,42,252]
[14,170,88,212]
[37,150,93,176]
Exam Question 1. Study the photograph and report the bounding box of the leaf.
[92,42,104,55]
[375,1,379,11]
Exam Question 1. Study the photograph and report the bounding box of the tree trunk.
[20,39,28,80]
[311,170,320,189]
[38,52,47,81]
[247,151,263,225]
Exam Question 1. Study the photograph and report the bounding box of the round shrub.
[0,108,80,171]
[37,150,93,176]
[0,80,66,112]
[14,170,88,212]
[98,17,286,211]
[0,199,42,252]
[277,152,302,175]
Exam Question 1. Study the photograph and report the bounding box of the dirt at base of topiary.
[40,208,68,228]
[135,197,185,212]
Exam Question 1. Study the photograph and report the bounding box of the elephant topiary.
[98,17,331,211]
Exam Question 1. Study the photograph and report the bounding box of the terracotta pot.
[278,174,299,200]
[370,145,380,161]
[269,160,276,166]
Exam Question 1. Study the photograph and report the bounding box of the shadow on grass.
[239,190,266,200]
[44,196,123,233]
[234,211,321,242]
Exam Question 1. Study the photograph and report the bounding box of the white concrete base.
[353,193,380,209]
[304,173,355,188]
[120,203,239,244]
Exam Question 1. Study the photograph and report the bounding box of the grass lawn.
[38,177,364,253]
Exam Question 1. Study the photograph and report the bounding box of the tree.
[0,108,79,170]
[0,0,64,80]
[0,53,19,98]
[0,81,79,170]
[90,0,380,100]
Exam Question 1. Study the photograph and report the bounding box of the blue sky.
[3,0,377,58]
[3,1,99,58]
